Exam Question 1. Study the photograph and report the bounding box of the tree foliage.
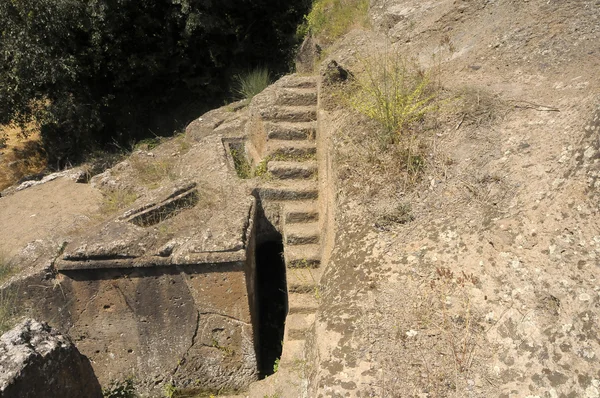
[0,0,310,167]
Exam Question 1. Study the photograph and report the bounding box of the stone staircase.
[255,75,322,379]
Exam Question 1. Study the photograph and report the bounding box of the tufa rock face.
[295,35,321,74]
[0,319,102,398]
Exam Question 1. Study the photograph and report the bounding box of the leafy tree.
[0,0,310,168]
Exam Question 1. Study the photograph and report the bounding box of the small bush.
[102,377,137,398]
[298,0,370,45]
[232,68,271,101]
[348,52,438,142]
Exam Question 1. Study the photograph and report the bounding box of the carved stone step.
[287,292,319,314]
[268,161,317,180]
[285,244,321,268]
[287,268,323,293]
[276,88,318,107]
[283,201,319,223]
[280,75,317,89]
[254,181,318,201]
[265,121,316,141]
[284,222,319,245]
[280,339,305,365]
[267,141,316,160]
[261,106,317,123]
[285,313,316,341]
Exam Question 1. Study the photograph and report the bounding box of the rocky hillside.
[1,0,599,397]
[306,0,600,397]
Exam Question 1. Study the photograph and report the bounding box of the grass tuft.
[232,67,271,101]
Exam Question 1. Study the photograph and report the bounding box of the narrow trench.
[255,240,288,378]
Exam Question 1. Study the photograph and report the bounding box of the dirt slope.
[310,0,600,397]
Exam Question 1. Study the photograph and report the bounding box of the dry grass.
[0,289,18,335]
[99,188,139,215]
[0,254,16,285]
[0,123,46,191]
[130,155,177,189]
[356,266,489,397]
[455,87,508,128]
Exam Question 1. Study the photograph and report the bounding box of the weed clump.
[230,147,252,179]
[230,144,273,180]
[102,377,136,398]
[347,52,439,142]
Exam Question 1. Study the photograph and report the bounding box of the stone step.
[280,75,317,89]
[268,160,317,180]
[267,140,316,160]
[276,88,317,107]
[283,200,319,223]
[285,244,321,268]
[280,339,305,365]
[284,222,320,245]
[254,181,318,201]
[265,121,316,141]
[261,106,317,123]
[287,267,323,294]
[287,292,319,314]
[285,313,315,341]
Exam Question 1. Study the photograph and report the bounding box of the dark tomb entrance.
[255,240,287,378]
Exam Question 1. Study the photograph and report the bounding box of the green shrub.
[298,0,370,44]
[232,68,271,101]
[348,52,438,141]
[0,1,310,167]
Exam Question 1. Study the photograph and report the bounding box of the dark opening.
[255,240,287,378]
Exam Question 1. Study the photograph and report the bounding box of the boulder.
[0,319,101,398]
